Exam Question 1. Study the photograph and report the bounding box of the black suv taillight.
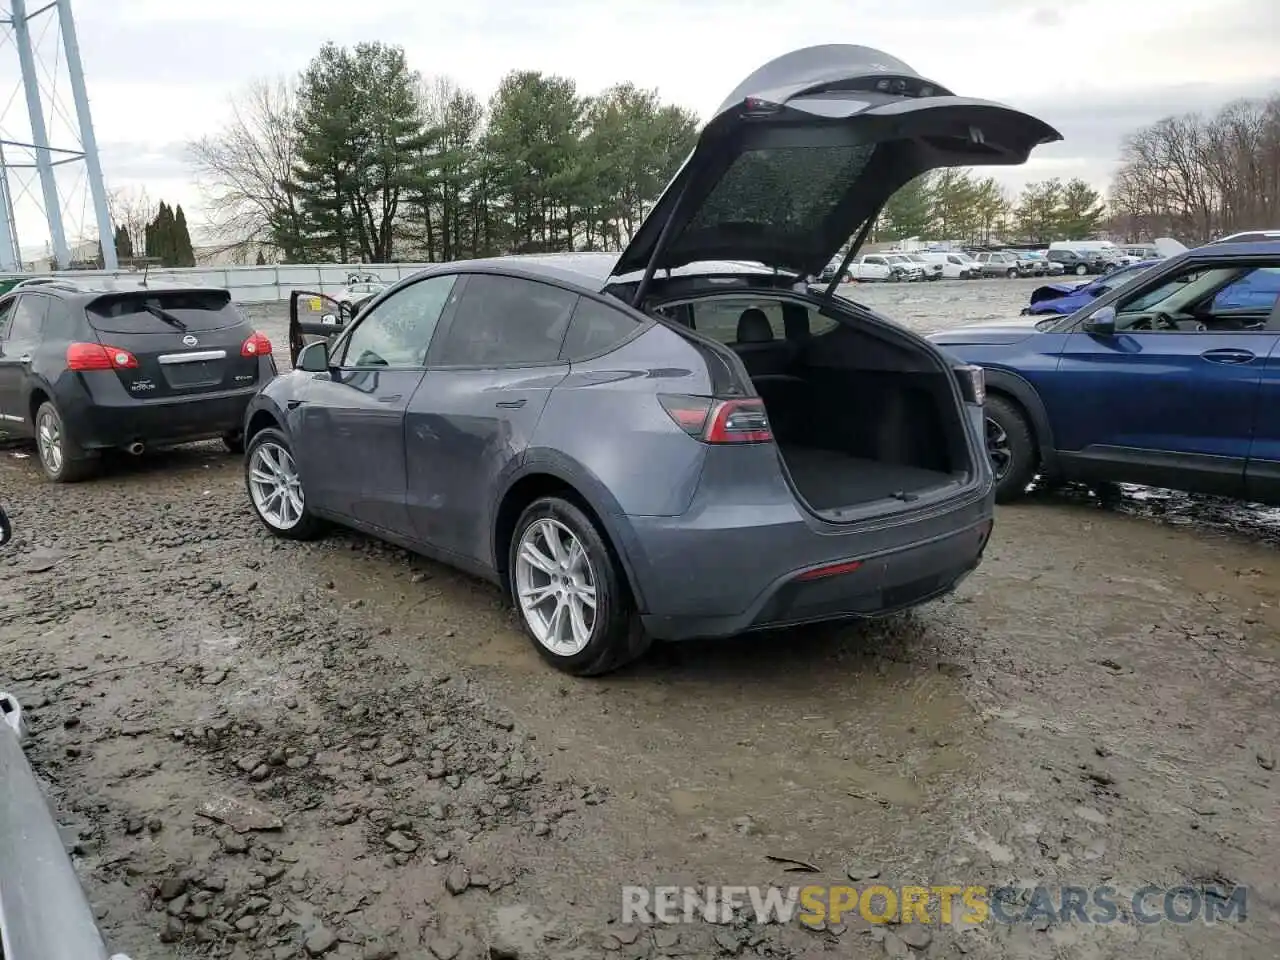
[657,394,773,444]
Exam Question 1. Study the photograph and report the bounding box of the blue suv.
[930,241,1280,505]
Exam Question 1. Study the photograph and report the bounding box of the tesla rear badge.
[183,334,198,346]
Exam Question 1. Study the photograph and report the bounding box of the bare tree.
[107,185,156,257]
[1109,93,1280,243]
[187,78,306,260]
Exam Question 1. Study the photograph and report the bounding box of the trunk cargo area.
[735,318,973,515]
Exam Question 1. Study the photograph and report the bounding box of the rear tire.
[509,496,650,677]
[1006,268,1018,278]
[244,427,324,540]
[1075,264,1088,276]
[985,395,1037,504]
[34,400,95,483]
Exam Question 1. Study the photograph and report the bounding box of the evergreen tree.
[174,205,196,266]
[114,223,134,260]
[255,249,267,265]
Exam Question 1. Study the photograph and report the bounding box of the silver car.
[247,43,1059,675]
[1,504,132,960]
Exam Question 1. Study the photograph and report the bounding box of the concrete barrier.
[28,263,438,304]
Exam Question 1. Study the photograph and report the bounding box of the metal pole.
[56,0,115,269]
[11,0,70,269]
[0,143,20,270]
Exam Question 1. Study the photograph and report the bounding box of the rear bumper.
[57,365,271,449]
[628,495,994,642]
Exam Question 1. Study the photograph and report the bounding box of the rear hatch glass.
[85,290,242,334]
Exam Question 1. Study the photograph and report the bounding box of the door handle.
[16,355,30,363]
[496,399,527,409]
[377,394,402,403]
[1200,348,1256,365]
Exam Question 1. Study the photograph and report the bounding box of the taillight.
[241,331,272,357]
[66,342,137,371]
[954,364,985,405]
[658,395,773,444]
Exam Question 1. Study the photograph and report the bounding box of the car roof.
[408,252,787,292]
[1185,240,1280,258]
[0,277,231,301]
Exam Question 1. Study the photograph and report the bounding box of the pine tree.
[174,204,196,266]
[114,224,133,260]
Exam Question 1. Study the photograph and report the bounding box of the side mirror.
[1083,306,1117,336]
[0,504,10,546]
[297,340,331,372]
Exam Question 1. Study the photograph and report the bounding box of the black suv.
[0,280,276,481]
[1045,248,1112,276]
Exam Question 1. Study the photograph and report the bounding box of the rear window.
[85,290,243,334]
[684,144,876,243]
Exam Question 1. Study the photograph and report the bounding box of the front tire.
[985,395,1038,503]
[509,497,650,676]
[1075,264,1088,276]
[1006,268,1018,279]
[245,428,324,540]
[34,400,95,483]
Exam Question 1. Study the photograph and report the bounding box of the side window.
[340,274,457,368]
[560,297,642,361]
[433,275,577,367]
[5,295,48,343]
[40,298,75,341]
[865,256,884,265]
[1211,267,1280,314]
[1111,263,1280,332]
[691,299,783,344]
[0,298,14,338]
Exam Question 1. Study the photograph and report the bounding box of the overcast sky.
[2,0,1278,253]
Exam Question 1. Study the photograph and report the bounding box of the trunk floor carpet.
[779,445,954,510]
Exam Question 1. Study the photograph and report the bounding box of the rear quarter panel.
[526,323,712,518]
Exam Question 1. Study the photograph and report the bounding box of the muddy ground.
[2,277,1279,960]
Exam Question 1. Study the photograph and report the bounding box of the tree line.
[188,41,700,264]
[876,171,1106,245]
[1108,92,1280,244]
[105,187,197,267]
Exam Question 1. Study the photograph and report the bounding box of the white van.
[917,251,980,279]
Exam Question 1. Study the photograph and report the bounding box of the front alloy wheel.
[245,428,323,540]
[985,417,1013,481]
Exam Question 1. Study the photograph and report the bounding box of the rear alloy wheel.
[984,395,1037,503]
[245,428,323,540]
[34,401,95,483]
[510,496,650,676]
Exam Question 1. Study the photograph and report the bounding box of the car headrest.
[736,308,774,344]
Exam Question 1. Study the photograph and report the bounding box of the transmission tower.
[0,0,114,271]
